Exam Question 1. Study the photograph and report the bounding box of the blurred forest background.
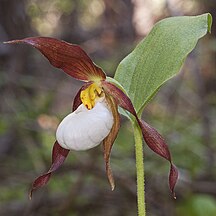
[0,0,216,215]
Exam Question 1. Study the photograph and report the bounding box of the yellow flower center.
[80,83,104,109]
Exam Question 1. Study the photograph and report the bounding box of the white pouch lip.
[56,100,114,151]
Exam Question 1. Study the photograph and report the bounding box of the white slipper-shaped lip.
[56,101,114,151]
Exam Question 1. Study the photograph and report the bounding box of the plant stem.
[133,122,146,216]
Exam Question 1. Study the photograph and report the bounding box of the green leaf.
[177,195,216,216]
[114,13,212,116]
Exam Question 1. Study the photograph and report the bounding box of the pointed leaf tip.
[29,141,69,199]
[207,13,212,33]
[5,37,106,82]
[115,13,212,114]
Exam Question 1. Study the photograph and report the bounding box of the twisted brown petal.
[102,80,178,197]
[5,37,106,82]
[29,141,69,199]
[139,120,178,198]
[103,95,120,190]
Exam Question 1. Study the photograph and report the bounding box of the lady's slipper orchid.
[5,37,178,199]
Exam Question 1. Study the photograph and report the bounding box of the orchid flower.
[5,37,178,199]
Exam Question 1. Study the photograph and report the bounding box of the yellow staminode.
[80,83,103,109]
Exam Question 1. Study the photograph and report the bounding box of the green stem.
[133,122,146,216]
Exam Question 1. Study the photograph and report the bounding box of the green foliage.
[114,14,212,116]
[177,195,216,216]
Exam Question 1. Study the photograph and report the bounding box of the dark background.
[0,0,216,215]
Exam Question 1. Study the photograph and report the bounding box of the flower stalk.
[133,121,146,216]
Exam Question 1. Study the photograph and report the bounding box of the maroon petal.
[102,81,136,116]
[5,37,106,82]
[103,95,120,190]
[29,141,69,199]
[139,120,178,198]
[140,121,171,160]
[169,164,178,199]
[102,80,178,197]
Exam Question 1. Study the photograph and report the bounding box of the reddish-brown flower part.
[5,37,178,199]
